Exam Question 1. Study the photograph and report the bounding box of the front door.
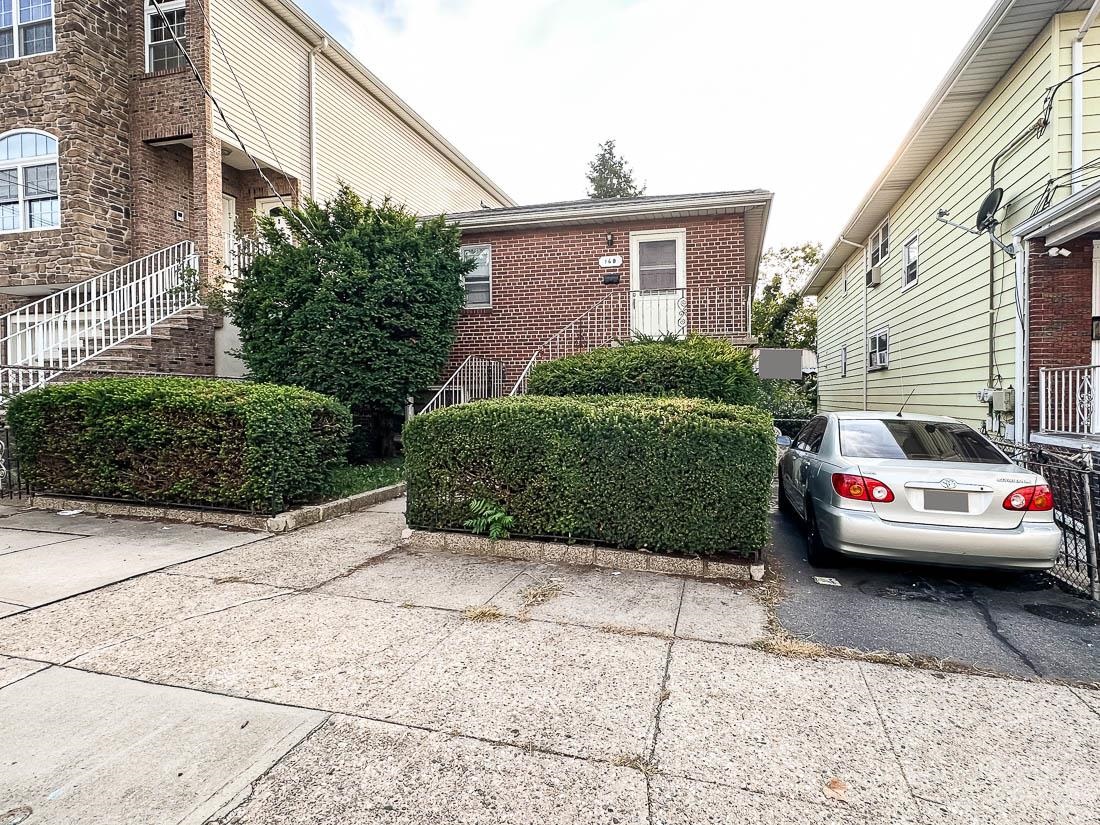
[222,194,237,282]
[630,229,686,338]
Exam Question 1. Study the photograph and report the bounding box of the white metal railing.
[0,242,199,403]
[1039,364,1100,435]
[510,284,750,395]
[419,354,505,415]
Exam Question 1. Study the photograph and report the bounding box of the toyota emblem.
[940,478,958,489]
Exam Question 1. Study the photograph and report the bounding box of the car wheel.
[804,503,836,567]
[777,473,795,516]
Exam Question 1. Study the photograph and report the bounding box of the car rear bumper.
[816,503,1063,570]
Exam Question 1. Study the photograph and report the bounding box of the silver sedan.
[777,412,1062,569]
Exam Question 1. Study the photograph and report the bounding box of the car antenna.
[897,388,917,417]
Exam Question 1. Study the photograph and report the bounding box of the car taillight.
[1003,484,1054,512]
[832,473,894,503]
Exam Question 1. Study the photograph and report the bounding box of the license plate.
[924,489,969,513]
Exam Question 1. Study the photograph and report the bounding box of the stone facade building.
[0,0,511,378]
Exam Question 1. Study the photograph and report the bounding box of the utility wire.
[147,0,316,243]
[188,0,302,210]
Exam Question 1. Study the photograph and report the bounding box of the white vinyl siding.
[816,23,1057,427]
[208,0,312,193]
[207,0,505,214]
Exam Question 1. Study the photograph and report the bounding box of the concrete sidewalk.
[0,498,1098,824]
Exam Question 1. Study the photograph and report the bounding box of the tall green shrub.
[526,337,759,405]
[404,395,775,556]
[8,378,351,512]
[225,185,473,458]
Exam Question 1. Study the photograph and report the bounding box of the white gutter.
[1072,2,1100,193]
[307,37,328,201]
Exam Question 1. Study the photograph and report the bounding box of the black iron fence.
[992,439,1100,600]
[0,426,29,500]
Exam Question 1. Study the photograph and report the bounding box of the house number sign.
[599,255,623,268]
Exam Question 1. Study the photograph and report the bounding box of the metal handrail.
[1039,364,1100,435]
[420,354,505,415]
[0,242,199,403]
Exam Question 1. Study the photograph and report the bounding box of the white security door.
[222,194,237,281]
[630,229,686,338]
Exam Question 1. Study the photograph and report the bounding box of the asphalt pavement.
[769,509,1100,683]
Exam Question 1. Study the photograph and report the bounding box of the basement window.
[840,346,847,378]
[868,327,889,371]
[461,244,492,308]
[0,129,59,233]
[146,0,187,73]
[0,0,55,61]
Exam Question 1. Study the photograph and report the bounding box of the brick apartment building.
[0,0,511,388]
[433,191,773,401]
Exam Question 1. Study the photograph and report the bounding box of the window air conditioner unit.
[866,266,882,288]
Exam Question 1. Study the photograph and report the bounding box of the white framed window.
[461,244,491,308]
[146,0,187,73]
[869,219,889,267]
[868,327,889,371]
[840,346,847,378]
[0,129,59,234]
[1,0,55,61]
[902,233,919,289]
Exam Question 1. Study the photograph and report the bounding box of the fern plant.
[463,498,515,541]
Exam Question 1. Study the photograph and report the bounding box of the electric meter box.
[992,388,1015,413]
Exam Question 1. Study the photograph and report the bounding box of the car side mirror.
[776,435,793,448]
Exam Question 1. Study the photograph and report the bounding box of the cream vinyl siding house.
[207,0,511,213]
[811,3,1100,434]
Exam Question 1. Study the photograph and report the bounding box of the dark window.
[795,416,827,454]
[839,419,1009,464]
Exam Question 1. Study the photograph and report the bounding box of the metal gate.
[0,426,28,500]
[994,440,1100,600]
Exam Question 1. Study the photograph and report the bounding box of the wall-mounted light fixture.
[1047,246,1072,257]
[606,232,614,248]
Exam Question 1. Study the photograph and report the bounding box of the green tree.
[226,185,473,459]
[586,139,646,198]
[752,243,820,349]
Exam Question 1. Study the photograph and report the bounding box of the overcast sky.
[297,0,994,249]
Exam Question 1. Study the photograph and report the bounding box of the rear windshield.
[838,419,1009,464]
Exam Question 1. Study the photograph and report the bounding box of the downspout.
[1072,3,1100,192]
[1013,235,1027,442]
[838,236,867,409]
[308,37,329,201]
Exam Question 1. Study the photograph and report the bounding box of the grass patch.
[462,604,505,622]
[611,753,659,776]
[518,577,565,607]
[328,458,404,499]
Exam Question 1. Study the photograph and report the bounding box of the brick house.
[0,0,511,392]
[420,191,773,408]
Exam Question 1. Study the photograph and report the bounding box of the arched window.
[0,129,59,233]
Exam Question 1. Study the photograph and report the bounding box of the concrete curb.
[404,528,765,581]
[30,482,407,534]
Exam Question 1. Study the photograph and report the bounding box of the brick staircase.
[78,307,216,375]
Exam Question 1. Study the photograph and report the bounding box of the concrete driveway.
[1,496,1098,824]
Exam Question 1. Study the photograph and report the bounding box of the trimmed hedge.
[526,337,759,405]
[7,377,352,512]
[404,395,775,556]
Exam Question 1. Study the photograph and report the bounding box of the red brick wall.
[1026,234,1096,434]
[450,213,748,384]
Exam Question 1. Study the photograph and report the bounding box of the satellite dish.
[975,188,1003,231]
